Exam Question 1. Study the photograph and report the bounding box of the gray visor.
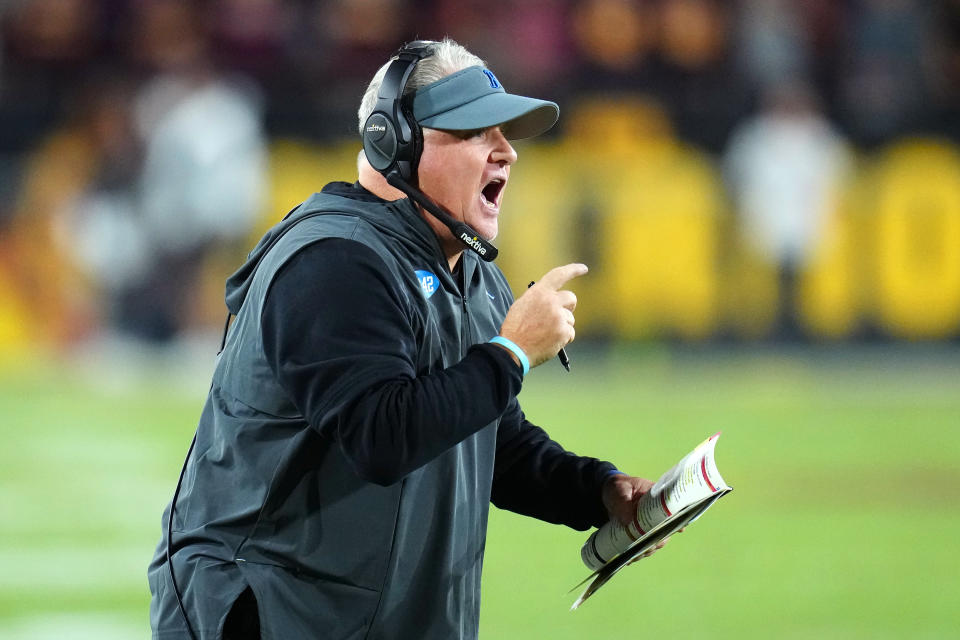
[412,66,559,140]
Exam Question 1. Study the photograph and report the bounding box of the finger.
[556,328,574,352]
[557,290,577,311]
[538,263,588,291]
[562,308,575,326]
[612,502,635,528]
[636,478,656,494]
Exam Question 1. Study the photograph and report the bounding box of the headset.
[362,40,499,261]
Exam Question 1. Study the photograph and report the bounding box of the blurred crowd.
[1,0,959,348]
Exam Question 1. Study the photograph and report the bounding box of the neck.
[357,161,405,201]
[421,214,465,271]
[357,158,463,271]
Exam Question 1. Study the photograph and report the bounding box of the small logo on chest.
[415,269,439,298]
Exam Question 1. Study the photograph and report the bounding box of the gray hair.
[357,37,485,134]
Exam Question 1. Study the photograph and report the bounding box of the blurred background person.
[835,0,931,147]
[2,0,268,349]
[124,0,267,343]
[4,74,139,347]
[723,79,853,339]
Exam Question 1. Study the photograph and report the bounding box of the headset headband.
[362,41,436,181]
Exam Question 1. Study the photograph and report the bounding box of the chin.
[465,211,499,242]
[473,221,498,242]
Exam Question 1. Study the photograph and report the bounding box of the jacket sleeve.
[491,397,617,530]
[261,238,523,486]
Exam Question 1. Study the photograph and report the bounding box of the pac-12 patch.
[415,269,439,298]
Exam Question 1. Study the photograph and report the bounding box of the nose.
[490,127,517,166]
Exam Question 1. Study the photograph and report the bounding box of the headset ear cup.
[364,41,434,181]
[363,113,398,172]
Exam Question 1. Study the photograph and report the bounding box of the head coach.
[148,37,660,640]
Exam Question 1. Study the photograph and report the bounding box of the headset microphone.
[386,171,499,261]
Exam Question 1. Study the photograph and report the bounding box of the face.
[416,126,518,247]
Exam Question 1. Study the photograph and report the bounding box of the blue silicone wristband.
[489,336,530,377]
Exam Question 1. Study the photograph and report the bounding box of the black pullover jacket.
[148,182,617,639]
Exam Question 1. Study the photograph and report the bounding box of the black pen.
[528,281,572,372]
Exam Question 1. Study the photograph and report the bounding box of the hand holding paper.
[572,433,732,609]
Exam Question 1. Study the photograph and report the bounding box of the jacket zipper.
[459,257,472,354]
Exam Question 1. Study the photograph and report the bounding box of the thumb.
[537,263,588,291]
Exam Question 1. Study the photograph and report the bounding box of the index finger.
[537,263,588,291]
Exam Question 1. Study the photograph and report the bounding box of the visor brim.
[417,93,559,140]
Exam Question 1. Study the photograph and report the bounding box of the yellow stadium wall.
[7,130,958,352]
[262,132,960,342]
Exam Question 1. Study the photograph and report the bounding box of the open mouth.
[480,178,506,209]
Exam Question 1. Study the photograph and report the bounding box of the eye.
[455,128,486,140]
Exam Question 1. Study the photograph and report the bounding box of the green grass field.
[2,343,958,639]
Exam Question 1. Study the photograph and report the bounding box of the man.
[149,38,657,640]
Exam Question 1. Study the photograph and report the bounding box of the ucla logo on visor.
[415,269,439,298]
[482,69,500,89]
